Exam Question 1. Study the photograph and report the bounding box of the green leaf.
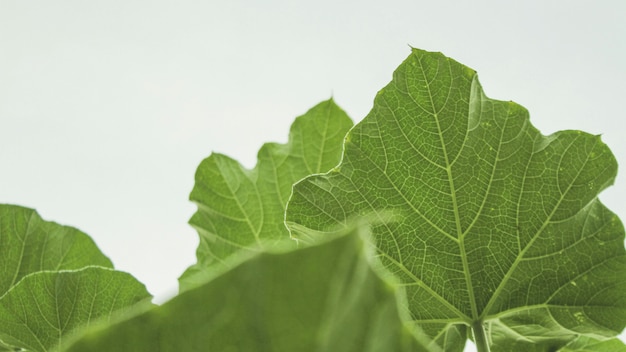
[59,227,433,352]
[560,336,626,351]
[180,99,353,289]
[0,204,113,296]
[0,267,152,352]
[0,340,21,351]
[0,205,151,351]
[486,334,626,352]
[285,48,626,350]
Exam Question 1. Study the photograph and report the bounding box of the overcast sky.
[1,1,625,349]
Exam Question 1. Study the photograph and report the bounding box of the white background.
[1,1,625,350]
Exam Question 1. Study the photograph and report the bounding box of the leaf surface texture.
[181,99,353,289]
[286,49,626,349]
[0,268,151,352]
[0,204,112,296]
[0,205,152,351]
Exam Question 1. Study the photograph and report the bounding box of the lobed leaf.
[285,48,626,350]
[180,99,353,289]
[59,227,432,352]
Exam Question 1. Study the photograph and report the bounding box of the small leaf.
[285,48,626,349]
[0,267,152,352]
[180,99,353,289]
[0,204,113,296]
[60,227,432,352]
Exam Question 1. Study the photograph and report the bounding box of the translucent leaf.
[0,204,113,296]
[59,227,432,352]
[180,99,353,289]
[285,48,626,349]
[0,267,152,352]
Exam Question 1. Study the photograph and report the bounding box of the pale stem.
[472,320,490,352]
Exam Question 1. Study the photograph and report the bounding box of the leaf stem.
[472,320,490,352]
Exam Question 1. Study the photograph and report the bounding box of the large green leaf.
[0,204,113,296]
[0,267,152,352]
[180,99,353,289]
[285,48,626,350]
[59,227,433,352]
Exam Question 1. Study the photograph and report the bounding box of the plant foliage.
[180,100,353,290]
[0,205,152,352]
[1,48,624,351]
[59,227,432,352]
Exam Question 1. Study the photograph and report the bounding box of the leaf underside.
[285,48,626,350]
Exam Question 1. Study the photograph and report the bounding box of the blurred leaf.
[60,227,433,352]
